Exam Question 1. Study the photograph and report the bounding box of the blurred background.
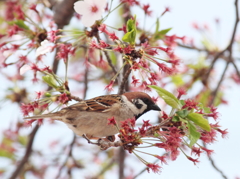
[0,0,239,179]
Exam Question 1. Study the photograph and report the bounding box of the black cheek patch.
[135,102,143,109]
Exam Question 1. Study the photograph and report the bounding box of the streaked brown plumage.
[24,92,161,139]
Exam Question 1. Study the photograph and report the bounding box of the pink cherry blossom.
[20,64,31,75]
[36,40,54,57]
[74,0,106,27]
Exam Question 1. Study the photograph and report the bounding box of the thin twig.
[231,60,240,80]
[205,1,239,179]
[202,50,225,85]
[209,61,230,105]
[55,135,76,179]
[95,33,117,74]
[91,158,116,179]
[203,143,228,179]
[69,95,83,102]
[177,43,207,52]
[132,159,159,179]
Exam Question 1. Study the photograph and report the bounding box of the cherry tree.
[0,0,239,178]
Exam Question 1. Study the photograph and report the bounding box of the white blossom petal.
[20,64,31,75]
[81,15,97,27]
[97,0,107,9]
[74,1,89,15]
[36,40,53,57]
[74,0,107,27]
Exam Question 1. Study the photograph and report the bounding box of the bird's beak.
[150,104,161,111]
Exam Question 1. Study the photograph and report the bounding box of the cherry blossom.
[36,40,54,57]
[74,0,106,27]
[20,64,31,75]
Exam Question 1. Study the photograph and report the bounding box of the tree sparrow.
[24,92,160,140]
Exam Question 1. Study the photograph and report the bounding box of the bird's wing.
[64,94,122,112]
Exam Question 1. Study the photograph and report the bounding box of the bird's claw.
[82,134,122,150]
[82,134,99,145]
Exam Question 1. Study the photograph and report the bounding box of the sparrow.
[24,92,160,140]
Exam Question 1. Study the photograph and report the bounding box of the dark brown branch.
[53,0,78,29]
[83,50,90,99]
[117,4,132,179]
[209,61,230,105]
[52,0,78,74]
[118,148,126,179]
[9,125,39,179]
[226,0,239,51]
[202,51,225,85]
[118,65,131,95]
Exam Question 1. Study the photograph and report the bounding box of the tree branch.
[9,125,39,179]
[95,33,117,74]
[118,65,131,95]
[205,1,239,179]
[55,135,76,179]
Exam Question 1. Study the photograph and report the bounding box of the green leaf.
[172,116,180,122]
[14,20,30,30]
[122,15,137,45]
[18,135,27,146]
[187,113,211,132]
[171,75,184,86]
[109,51,117,65]
[188,122,201,147]
[159,28,172,35]
[154,28,172,39]
[149,85,182,109]
[42,75,59,89]
[179,100,185,106]
[0,149,15,159]
[176,109,189,118]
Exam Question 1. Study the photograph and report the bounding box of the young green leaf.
[14,20,30,30]
[188,122,201,147]
[0,149,15,159]
[187,113,211,132]
[42,75,59,89]
[122,16,137,45]
[176,109,189,118]
[154,28,172,39]
[158,28,172,35]
[149,85,182,109]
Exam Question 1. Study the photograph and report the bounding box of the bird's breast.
[64,106,135,138]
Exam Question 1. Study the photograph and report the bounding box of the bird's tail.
[24,112,61,120]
